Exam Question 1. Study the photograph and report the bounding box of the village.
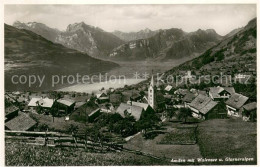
[4,62,257,164]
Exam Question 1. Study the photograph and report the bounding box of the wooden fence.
[5,130,169,162]
[5,130,123,153]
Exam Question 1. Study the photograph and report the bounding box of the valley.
[4,5,257,165]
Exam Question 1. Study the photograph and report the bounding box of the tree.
[166,108,178,119]
[36,101,43,114]
[135,110,160,135]
[177,108,192,123]
[139,90,145,97]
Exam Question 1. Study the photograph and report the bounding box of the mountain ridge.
[164,17,256,93]
[5,24,119,91]
[109,28,223,61]
[13,21,124,58]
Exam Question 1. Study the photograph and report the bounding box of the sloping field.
[5,142,171,166]
[197,118,257,165]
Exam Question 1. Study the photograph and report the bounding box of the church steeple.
[148,75,154,108]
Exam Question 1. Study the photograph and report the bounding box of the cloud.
[4,4,256,35]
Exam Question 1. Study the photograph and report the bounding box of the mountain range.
[13,21,124,58]
[6,17,256,91]
[112,28,158,42]
[13,21,223,61]
[109,28,223,61]
[5,24,119,91]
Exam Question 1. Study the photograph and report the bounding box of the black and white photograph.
[1,1,258,166]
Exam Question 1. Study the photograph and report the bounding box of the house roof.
[5,112,37,131]
[96,92,107,99]
[109,94,122,103]
[197,90,207,96]
[28,97,54,108]
[200,101,218,115]
[209,87,224,99]
[189,94,218,115]
[57,99,75,107]
[165,85,173,91]
[88,108,101,117]
[5,105,19,116]
[225,93,249,109]
[209,87,235,99]
[243,102,257,111]
[223,87,235,95]
[116,103,143,121]
[127,101,149,111]
[182,93,196,103]
[175,89,189,96]
[131,91,141,99]
[75,102,86,109]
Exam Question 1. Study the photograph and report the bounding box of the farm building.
[57,98,76,114]
[28,97,54,112]
[96,92,109,103]
[225,93,249,117]
[182,93,196,107]
[130,92,142,102]
[188,94,218,120]
[88,108,102,122]
[109,93,122,107]
[5,112,37,131]
[209,86,235,101]
[116,103,144,121]
[74,101,87,110]
[242,102,257,121]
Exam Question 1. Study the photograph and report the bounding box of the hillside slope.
[165,18,256,97]
[5,24,119,91]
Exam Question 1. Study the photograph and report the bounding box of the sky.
[4,4,256,35]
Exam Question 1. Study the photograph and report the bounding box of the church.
[148,75,155,109]
[147,75,165,112]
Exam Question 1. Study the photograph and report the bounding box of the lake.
[57,58,192,93]
[57,78,146,93]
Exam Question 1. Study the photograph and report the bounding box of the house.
[127,101,154,113]
[188,94,218,120]
[5,105,19,122]
[96,92,109,103]
[116,103,144,121]
[209,87,235,101]
[99,103,115,113]
[57,99,76,114]
[225,93,249,117]
[70,100,99,123]
[28,97,54,112]
[196,90,207,96]
[74,102,87,110]
[174,89,189,98]
[182,93,196,107]
[5,112,37,131]
[88,108,102,122]
[130,92,142,102]
[242,102,257,121]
